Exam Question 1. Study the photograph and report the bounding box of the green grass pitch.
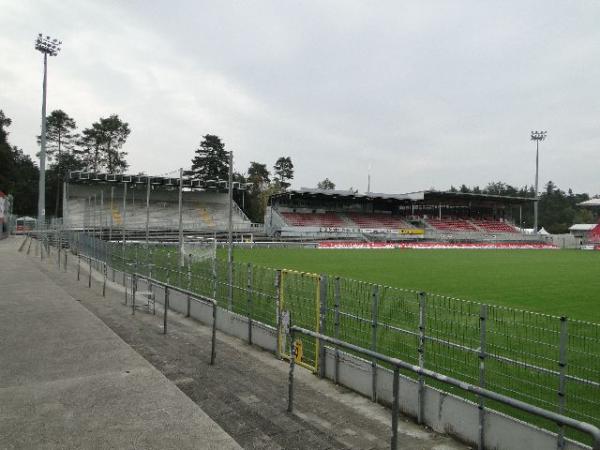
[106,240,599,442]
[231,247,600,323]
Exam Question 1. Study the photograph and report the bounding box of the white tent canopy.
[520,227,550,235]
[578,198,600,207]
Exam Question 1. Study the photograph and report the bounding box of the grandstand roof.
[271,188,534,205]
[569,224,598,231]
[68,171,249,192]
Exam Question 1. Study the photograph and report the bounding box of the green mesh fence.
[71,233,600,445]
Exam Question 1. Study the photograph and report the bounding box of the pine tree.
[191,134,229,182]
[38,110,78,217]
[273,156,294,190]
[98,115,130,173]
[77,115,130,173]
[77,124,105,172]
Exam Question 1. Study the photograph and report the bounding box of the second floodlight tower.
[35,33,62,226]
[530,130,547,234]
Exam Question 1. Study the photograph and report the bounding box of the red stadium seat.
[281,212,346,227]
[346,213,412,230]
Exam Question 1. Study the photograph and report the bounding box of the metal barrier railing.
[73,252,218,366]
[134,272,218,366]
[286,325,600,450]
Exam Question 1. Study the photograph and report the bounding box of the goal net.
[181,236,217,265]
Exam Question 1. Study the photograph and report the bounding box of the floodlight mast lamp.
[530,130,547,234]
[35,34,62,226]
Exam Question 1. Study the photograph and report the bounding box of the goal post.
[181,236,217,265]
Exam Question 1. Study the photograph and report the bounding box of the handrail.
[134,272,216,306]
[287,325,600,450]
[73,252,218,365]
[133,272,218,366]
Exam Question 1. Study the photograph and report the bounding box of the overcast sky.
[1,1,599,194]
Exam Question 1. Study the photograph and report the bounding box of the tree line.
[448,181,597,233]
[187,134,598,231]
[0,109,131,217]
[0,110,38,216]
[189,134,296,222]
[189,134,343,221]
[1,111,597,231]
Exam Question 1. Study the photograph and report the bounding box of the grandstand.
[64,171,253,235]
[266,188,539,242]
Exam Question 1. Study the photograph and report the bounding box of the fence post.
[247,263,253,345]
[102,261,107,297]
[391,366,400,450]
[123,272,127,304]
[478,304,488,450]
[557,316,568,450]
[132,274,137,315]
[227,258,233,311]
[275,270,282,359]
[163,286,169,334]
[371,284,379,403]
[212,252,218,302]
[134,244,139,284]
[334,277,341,384]
[166,250,171,285]
[88,256,92,288]
[149,266,155,315]
[111,242,115,282]
[186,262,192,318]
[109,186,114,243]
[122,182,127,261]
[178,252,182,288]
[418,291,426,424]
[57,228,61,269]
[287,318,295,413]
[210,301,217,365]
[318,274,328,378]
[63,243,67,272]
[77,254,81,281]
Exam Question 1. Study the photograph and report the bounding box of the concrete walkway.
[0,237,241,450]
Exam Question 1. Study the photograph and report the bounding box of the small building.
[568,223,600,241]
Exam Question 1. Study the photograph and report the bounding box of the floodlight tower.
[35,33,62,226]
[530,130,547,233]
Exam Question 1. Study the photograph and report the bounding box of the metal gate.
[278,269,321,372]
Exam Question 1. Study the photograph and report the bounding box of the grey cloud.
[1,0,599,195]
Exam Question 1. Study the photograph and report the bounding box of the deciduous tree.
[317,178,335,190]
[0,110,39,216]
